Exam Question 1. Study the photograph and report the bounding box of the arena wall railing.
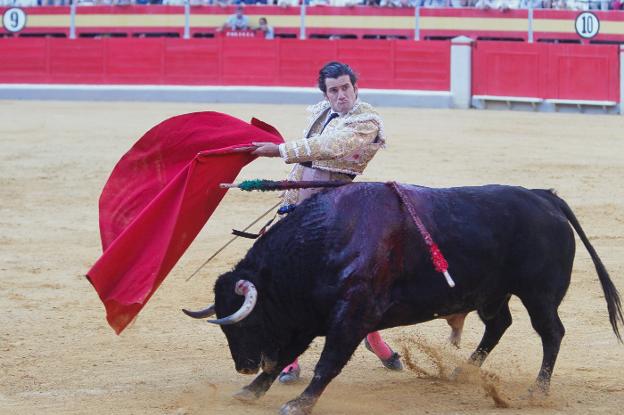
[2,6,624,44]
[0,6,622,114]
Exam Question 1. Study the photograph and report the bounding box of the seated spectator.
[551,0,580,8]
[476,0,520,8]
[277,0,300,6]
[474,0,495,8]
[613,0,624,9]
[222,5,251,31]
[590,0,610,9]
[518,0,549,8]
[7,0,38,6]
[423,0,449,6]
[380,0,413,6]
[330,0,361,5]
[257,17,275,39]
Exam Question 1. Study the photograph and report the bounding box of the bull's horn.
[208,280,257,325]
[182,304,216,319]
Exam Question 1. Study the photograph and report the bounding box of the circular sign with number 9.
[3,8,27,33]
[575,12,600,40]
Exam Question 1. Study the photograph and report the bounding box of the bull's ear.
[208,280,257,325]
[182,305,216,319]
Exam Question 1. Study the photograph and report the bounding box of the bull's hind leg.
[451,298,512,381]
[469,296,513,366]
[520,298,565,394]
[445,313,467,348]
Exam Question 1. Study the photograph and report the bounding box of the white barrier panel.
[450,36,473,110]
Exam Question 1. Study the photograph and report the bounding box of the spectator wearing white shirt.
[222,5,251,31]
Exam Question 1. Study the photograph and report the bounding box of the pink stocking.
[366,331,393,360]
[281,357,299,373]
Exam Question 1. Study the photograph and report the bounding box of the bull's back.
[319,183,575,296]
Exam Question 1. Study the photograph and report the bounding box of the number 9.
[3,8,26,33]
[9,11,18,29]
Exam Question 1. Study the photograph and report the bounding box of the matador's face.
[324,75,358,116]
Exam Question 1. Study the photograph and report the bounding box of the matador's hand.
[250,142,281,158]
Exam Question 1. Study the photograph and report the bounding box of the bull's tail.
[538,189,624,342]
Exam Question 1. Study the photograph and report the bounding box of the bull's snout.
[237,366,260,375]
[236,358,260,375]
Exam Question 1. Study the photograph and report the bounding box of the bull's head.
[183,272,273,375]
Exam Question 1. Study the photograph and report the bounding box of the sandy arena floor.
[1,100,623,415]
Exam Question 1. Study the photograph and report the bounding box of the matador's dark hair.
[318,61,358,94]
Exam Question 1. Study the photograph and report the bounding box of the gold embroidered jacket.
[278,100,386,206]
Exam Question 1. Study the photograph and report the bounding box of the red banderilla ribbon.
[389,182,455,288]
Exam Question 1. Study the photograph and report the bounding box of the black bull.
[183,183,623,415]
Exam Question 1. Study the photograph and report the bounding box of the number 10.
[581,16,594,34]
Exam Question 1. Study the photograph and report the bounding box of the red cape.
[86,111,283,334]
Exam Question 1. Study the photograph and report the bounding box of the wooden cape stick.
[185,201,281,282]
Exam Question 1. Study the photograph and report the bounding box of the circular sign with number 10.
[3,8,27,33]
[575,12,600,40]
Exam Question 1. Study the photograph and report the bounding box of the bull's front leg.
[235,341,315,402]
[234,371,279,401]
[279,336,363,415]
[279,299,380,415]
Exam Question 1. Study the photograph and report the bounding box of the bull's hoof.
[448,333,462,348]
[449,366,463,381]
[279,398,314,415]
[233,387,261,402]
[525,381,550,400]
[450,362,482,382]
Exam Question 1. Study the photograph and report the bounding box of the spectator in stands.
[590,0,610,9]
[422,0,448,7]
[222,5,251,31]
[518,0,547,7]
[475,0,496,8]
[331,0,362,5]
[380,0,414,6]
[613,0,624,9]
[257,17,275,39]
[476,0,521,8]
[8,0,38,5]
[277,0,300,7]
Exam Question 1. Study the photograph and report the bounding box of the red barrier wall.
[473,42,619,102]
[0,38,451,90]
[0,38,619,103]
